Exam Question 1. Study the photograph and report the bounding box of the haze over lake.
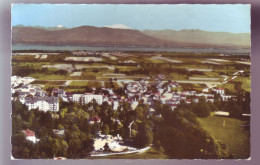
[12,44,250,54]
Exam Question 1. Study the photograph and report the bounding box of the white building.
[113,101,119,110]
[131,101,139,110]
[82,94,103,105]
[72,94,83,103]
[212,88,225,95]
[25,97,59,112]
[22,129,39,143]
[221,94,236,101]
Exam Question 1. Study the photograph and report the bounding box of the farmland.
[12,51,250,95]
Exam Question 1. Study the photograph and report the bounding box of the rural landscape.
[11,4,251,159]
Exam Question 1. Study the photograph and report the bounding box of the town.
[12,74,239,114]
[11,50,251,159]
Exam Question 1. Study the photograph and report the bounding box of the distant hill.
[12,26,181,47]
[143,29,250,49]
[12,26,250,49]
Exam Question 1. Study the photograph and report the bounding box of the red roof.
[90,116,101,122]
[23,129,35,137]
[65,92,72,95]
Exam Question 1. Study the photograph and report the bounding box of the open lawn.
[198,116,250,159]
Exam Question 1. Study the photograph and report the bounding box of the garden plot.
[201,61,220,65]
[186,68,213,72]
[175,80,218,87]
[14,53,60,56]
[151,55,182,63]
[207,58,230,62]
[235,61,251,65]
[40,54,48,59]
[42,64,75,72]
[75,65,114,70]
[103,73,126,76]
[102,53,118,60]
[188,77,220,81]
[70,72,82,77]
[116,81,124,88]
[64,80,72,86]
[69,81,88,86]
[65,57,102,62]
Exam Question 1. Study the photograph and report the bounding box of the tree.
[52,138,68,157]
[38,136,55,158]
[192,97,211,118]
[103,142,111,152]
[227,100,243,118]
[102,124,110,135]
[57,124,65,130]
[60,108,68,119]
[114,68,119,74]
[67,136,94,158]
[28,111,35,128]
[133,123,153,148]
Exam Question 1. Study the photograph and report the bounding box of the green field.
[87,81,102,88]
[31,80,66,85]
[91,147,169,159]
[216,76,251,93]
[198,116,250,159]
[69,81,88,87]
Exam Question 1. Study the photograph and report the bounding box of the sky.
[12,4,251,33]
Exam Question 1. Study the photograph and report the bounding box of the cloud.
[104,24,132,30]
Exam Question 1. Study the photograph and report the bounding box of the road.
[91,146,151,157]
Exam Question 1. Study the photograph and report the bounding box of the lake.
[12,44,250,54]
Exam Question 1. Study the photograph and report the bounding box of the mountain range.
[12,25,250,49]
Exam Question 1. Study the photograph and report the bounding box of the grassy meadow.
[198,115,250,159]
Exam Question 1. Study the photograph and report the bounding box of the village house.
[89,116,101,124]
[53,129,65,136]
[212,88,225,95]
[22,129,39,143]
[52,88,65,97]
[221,94,237,101]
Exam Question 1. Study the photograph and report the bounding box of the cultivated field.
[12,51,251,94]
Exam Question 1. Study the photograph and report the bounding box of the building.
[22,129,39,143]
[72,94,83,103]
[212,88,225,95]
[25,97,59,112]
[82,94,103,105]
[53,129,65,136]
[221,94,237,101]
[89,116,101,124]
